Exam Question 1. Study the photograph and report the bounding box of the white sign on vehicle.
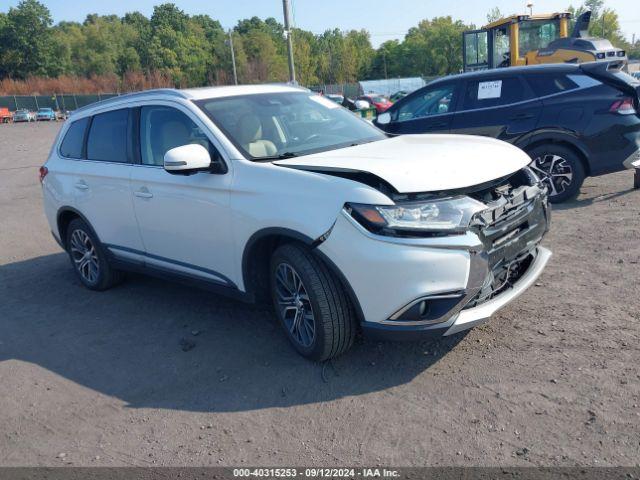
[478,80,502,100]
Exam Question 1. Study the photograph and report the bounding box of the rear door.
[73,108,145,262]
[381,81,460,134]
[450,75,542,144]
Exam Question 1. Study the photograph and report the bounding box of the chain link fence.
[0,93,119,112]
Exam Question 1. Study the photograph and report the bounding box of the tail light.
[38,166,48,184]
[609,98,636,115]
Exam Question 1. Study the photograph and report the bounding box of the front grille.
[465,168,549,308]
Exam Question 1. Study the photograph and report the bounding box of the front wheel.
[270,243,357,361]
[527,144,585,203]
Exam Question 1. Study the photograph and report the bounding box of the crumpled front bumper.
[360,246,551,341]
[444,246,551,336]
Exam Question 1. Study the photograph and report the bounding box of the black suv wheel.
[528,144,585,203]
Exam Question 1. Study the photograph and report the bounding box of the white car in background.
[40,85,551,360]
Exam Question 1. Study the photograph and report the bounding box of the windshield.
[195,92,386,160]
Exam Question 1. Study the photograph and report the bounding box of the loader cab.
[463,13,570,72]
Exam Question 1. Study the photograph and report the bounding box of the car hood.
[273,134,531,194]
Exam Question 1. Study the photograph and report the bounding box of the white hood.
[274,134,531,194]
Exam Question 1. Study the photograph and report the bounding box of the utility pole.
[282,0,296,84]
[601,12,605,38]
[382,51,388,79]
[227,30,238,85]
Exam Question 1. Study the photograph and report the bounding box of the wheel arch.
[56,207,98,250]
[241,227,365,324]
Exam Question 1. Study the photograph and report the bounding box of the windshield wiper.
[254,152,299,161]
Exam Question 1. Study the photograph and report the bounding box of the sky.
[3,0,638,45]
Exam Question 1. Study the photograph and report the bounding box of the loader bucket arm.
[572,11,591,38]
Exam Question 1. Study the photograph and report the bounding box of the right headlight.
[346,196,487,235]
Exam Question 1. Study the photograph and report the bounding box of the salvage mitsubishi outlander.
[40,85,552,360]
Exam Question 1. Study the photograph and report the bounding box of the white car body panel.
[318,211,473,324]
[74,161,145,262]
[228,160,391,290]
[129,164,235,285]
[274,134,531,193]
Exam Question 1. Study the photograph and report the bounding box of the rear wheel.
[65,218,124,290]
[270,243,356,361]
[528,144,585,203]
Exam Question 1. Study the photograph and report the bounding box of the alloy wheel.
[275,262,316,348]
[530,154,573,197]
[69,229,99,284]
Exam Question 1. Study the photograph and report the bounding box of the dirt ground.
[0,121,639,467]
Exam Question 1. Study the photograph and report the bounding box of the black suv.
[374,61,640,202]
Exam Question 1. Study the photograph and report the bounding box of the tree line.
[0,0,637,94]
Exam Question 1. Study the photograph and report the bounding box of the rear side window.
[59,117,89,159]
[462,77,529,110]
[526,74,580,97]
[86,109,129,162]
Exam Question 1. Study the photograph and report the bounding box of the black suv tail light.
[609,98,636,115]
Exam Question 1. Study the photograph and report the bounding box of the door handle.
[429,122,449,129]
[134,188,153,199]
[74,181,89,190]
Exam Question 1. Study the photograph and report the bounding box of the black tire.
[65,218,124,291]
[527,144,585,203]
[270,243,356,361]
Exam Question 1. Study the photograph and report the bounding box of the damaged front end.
[464,167,550,309]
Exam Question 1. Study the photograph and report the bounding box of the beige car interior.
[235,114,277,157]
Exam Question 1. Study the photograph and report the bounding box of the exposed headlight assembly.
[347,196,487,235]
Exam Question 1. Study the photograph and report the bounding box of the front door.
[129,104,236,287]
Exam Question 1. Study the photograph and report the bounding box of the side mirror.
[376,112,391,125]
[164,144,211,174]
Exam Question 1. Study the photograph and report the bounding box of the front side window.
[86,109,129,162]
[395,85,456,122]
[139,106,221,167]
[195,92,386,160]
[60,117,89,159]
[462,77,529,110]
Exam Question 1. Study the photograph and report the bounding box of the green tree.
[486,7,503,24]
[0,0,55,78]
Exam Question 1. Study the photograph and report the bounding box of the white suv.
[40,85,551,360]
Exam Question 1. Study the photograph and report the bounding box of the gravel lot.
[1,121,639,467]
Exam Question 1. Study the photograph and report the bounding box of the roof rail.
[72,88,189,116]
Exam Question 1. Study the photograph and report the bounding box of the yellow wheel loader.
[463,11,627,72]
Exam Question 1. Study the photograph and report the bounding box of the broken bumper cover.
[361,246,551,340]
[444,246,551,336]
